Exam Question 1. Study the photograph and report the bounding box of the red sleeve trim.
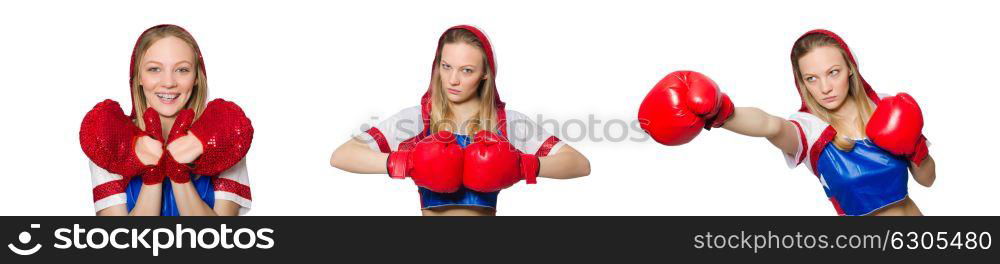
[92,180,127,202]
[535,136,561,157]
[366,127,391,153]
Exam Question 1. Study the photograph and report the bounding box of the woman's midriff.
[421,206,496,216]
[869,197,922,216]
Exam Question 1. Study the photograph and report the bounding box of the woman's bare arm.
[723,107,801,156]
[171,180,220,216]
[909,155,936,187]
[96,183,163,216]
[538,145,590,179]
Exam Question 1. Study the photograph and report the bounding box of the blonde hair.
[791,33,875,151]
[429,28,497,136]
[131,25,208,129]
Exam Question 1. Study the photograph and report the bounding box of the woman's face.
[438,42,487,104]
[798,45,851,111]
[140,36,196,118]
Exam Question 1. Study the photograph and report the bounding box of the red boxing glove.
[462,131,540,193]
[638,71,735,146]
[80,100,155,180]
[187,99,254,176]
[387,131,464,193]
[159,109,196,183]
[866,93,929,164]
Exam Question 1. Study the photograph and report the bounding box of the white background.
[1,0,997,216]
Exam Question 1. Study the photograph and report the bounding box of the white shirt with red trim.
[356,106,565,155]
[89,159,253,215]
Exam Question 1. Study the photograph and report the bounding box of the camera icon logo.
[8,224,42,256]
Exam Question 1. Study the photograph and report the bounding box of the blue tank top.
[418,133,500,209]
[816,139,909,216]
[125,175,215,216]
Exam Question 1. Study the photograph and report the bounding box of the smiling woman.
[132,27,208,126]
[80,24,254,217]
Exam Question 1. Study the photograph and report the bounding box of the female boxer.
[639,30,936,216]
[82,24,254,216]
[331,25,591,216]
